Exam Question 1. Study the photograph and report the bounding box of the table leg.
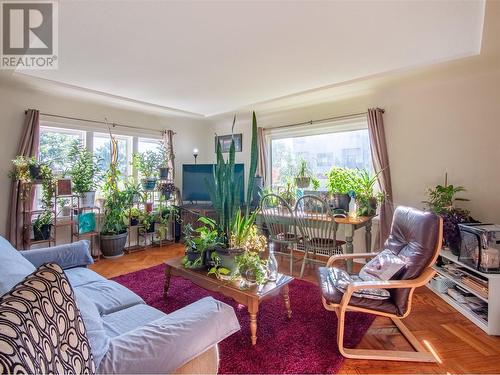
[163,265,172,299]
[345,224,354,273]
[365,220,372,252]
[248,301,259,346]
[283,284,292,319]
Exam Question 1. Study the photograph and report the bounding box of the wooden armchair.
[317,206,443,362]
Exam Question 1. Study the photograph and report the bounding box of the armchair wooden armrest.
[340,268,437,306]
[326,252,379,267]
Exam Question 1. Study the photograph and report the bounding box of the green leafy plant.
[33,211,52,234]
[132,151,162,178]
[229,210,257,248]
[68,141,100,194]
[276,179,296,206]
[100,137,129,235]
[423,184,469,215]
[123,179,142,204]
[128,207,141,219]
[354,169,385,216]
[235,251,267,286]
[9,156,37,182]
[183,217,223,269]
[327,167,360,194]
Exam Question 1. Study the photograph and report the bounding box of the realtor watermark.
[1,0,58,69]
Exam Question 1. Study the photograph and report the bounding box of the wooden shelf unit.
[427,248,500,335]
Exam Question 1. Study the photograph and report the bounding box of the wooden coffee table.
[164,256,294,345]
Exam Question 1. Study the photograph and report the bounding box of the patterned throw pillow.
[359,249,406,281]
[327,268,390,300]
[0,263,96,374]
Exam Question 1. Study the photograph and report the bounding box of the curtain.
[367,108,394,248]
[256,127,268,184]
[163,130,175,180]
[7,109,40,248]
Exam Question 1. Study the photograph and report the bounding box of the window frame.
[265,116,371,188]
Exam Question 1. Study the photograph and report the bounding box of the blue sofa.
[0,236,240,373]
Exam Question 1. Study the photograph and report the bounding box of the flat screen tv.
[182,163,245,203]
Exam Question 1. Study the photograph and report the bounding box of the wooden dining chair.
[295,195,345,278]
[260,193,301,275]
[316,206,443,362]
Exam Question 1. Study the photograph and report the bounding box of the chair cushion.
[0,263,95,374]
[384,207,440,315]
[76,280,144,315]
[317,267,399,315]
[65,267,106,288]
[74,290,110,368]
[102,304,166,337]
[359,249,406,281]
[327,268,390,300]
[0,236,36,296]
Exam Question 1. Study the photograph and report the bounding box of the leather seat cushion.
[317,267,399,316]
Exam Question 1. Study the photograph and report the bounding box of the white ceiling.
[21,0,485,117]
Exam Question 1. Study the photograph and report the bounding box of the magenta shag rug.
[112,264,374,374]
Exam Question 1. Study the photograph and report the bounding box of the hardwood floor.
[90,243,500,374]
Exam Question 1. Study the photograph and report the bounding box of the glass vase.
[267,246,278,281]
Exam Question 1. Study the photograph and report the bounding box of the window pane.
[39,126,85,175]
[93,133,131,178]
[271,128,371,189]
[138,137,162,154]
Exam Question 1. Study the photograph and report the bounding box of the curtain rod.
[26,110,176,135]
[269,108,384,130]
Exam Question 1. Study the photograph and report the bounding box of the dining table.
[256,210,374,273]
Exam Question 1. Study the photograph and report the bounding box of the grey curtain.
[367,108,394,248]
[256,127,268,184]
[163,130,176,180]
[7,109,40,248]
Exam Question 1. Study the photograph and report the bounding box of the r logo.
[2,2,53,55]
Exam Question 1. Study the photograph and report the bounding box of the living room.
[0,0,499,374]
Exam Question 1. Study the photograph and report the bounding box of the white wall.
[0,82,212,237]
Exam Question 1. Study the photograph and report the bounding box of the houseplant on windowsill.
[100,136,129,258]
[158,142,171,180]
[294,159,320,190]
[327,167,360,211]
[138,210,156,234]
[132,150,161,191]
[69,141,100,208]
[157,181,176,200]
[354,168,385,217]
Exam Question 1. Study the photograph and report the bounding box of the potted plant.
[128,207,141,226]
[423,181,475,255]
[58,198,72,217]
[139,210,156,234]
[10,156,48,182]
[100,137,129,258]
[355,169,385,217]
[158,142,171,179]
[235,251,267,287]
[327,167,360,211]
[132,151,161,191]
[32,211,53,241]
[277,179,297,207]
[294,159,320,189]
[69,142,100,208]
[124,179,142,204]
[182,217,223,269]
[157,181,176,200]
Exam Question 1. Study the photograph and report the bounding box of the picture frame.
[215,133,242,153]
[56,178,72,196]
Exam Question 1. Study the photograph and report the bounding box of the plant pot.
[159,167,170,180]
[33,224,51,241]
[203,247,216,268]
[29,165,42,180]
[141,178,157,191]
[144,223,155,233]
[185,248,204,269]
[329,193,351,211]
[215,246,245,272]
[295,177,311,189]
[79,191,96,208]
[162,191,171,200]
[61,206,71,217]
[145,202,153,213]
[358,197,378,216]
[130,217,139,226]
[100,231,128,258]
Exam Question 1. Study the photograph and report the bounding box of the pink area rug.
[112,264,374,374]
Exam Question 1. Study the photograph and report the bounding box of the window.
[93,133,132,178]
[39,126,85,175]
[138,137,162,154]
[269,120,372,189]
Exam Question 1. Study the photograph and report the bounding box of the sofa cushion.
[20,240,93,269]
[0,236,35,296]
[76,280,144,315]
[317,267,398,315]
[0,263,95,374]
[65,267,106,288]
[74,290,110,368]
[102,304,166,337]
